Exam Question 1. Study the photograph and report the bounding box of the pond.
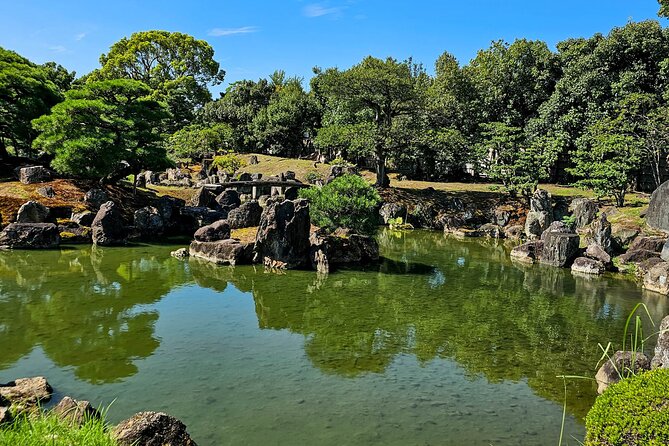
[0,230,666,445]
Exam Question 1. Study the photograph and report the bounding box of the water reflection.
[0,246,189,383]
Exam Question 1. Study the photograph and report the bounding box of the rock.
[510,241,544,263]
[0,223,60,249]
[180,207,228,231]
[504,224,524,240]
[493,207,511,227]
[37,186,55,198]
[16,201,51,223]
[190,187,217,209]
[84,189,109,210]
[651,315,669,368]
[189,239,253,266]
[525,211,552,239]
[409,203,440,229]
[284,187,299,200]
[540,221,573,240]
[585,244,613,269]
[540,233,580,267]
[254,199,311,269]
[227,201,262,229]
[611,224,640,250]
[166,168,188,182]
[590,214,613,254]
[619,249,660,265]
[379,203,407,224]
[59,225,92,244]
[113,411,197,446]
[628,236,667,253]
[479,223,504,239]
[530,188,552,214]
[215,190,241,209]
[249,155,259,165]
[171,248,189,259]
[157,196,185,227]
[638,257,664,277]
[595,351,650,394]
[250,173,262,181]
[0,377,52,407]
[19,166,51,184]
[570,198,598,228]
[283,171,296,181]
[134,207,164,238]
[0,406,10,424]
[309,232,380,273]
[643,261,669,295]
[194,220,231,242]
[258,195,272,208]
[92,201,127,246]
[571,257,605,275]
[662,242,669,262]
[646,180,669,232]
[52,396,100,426]
[143,170,158,185]
[236,172,253,182]
[71,211,95,227]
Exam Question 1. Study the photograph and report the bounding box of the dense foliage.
[0,411,117,446]
[299,174,381,234]
[585,369,669,446]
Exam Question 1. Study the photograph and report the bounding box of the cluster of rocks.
[0,376,196,445]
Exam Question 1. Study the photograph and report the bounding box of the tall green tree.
[166,123,234,164]
[659,0,669,17]
[32,79,170,182]
[89,31,225,130]
[0,47,63,159]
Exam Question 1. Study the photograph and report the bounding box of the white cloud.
[49,45,67,53]
[208,26,258,37]
[303,3,343,17]
[75,32,87,41]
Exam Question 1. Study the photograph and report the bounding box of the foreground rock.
[628,236,666,253]
[643,262,669,295]
[16,201,51,223]
[254,199,311,268]
[570,198,598,228]
[53,396,100,426]
[0,406,9,424]
[194,220,230,242]
[0,223,60,249]
[646,179,669,232]
[589,214,613,254]
[585,244,613,270]
[571,257,605,275]
[92,201,127,246]
[19,166,51,184]
[510,241,544,263]
[595,351,650,394]
[227,201,262,229]
[0,376,52,408]
[651,315,669,369]
[189,239,253,265]
[525,211,552,239]
[540,233,579,267]
[113,411,197,446]
[310,231,380,273]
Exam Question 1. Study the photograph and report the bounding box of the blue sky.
[0,0,665,94]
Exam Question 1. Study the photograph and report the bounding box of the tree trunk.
[0,139,10,161]
[375,148,386,188]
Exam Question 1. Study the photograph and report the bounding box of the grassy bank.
[0,411,117,446]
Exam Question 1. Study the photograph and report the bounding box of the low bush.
[585,368,669,446]
[211,152,247,175]
[299,174,381,235]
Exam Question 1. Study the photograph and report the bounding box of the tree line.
[2,3,669,205]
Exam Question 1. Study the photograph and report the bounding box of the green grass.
[0,410,117,446]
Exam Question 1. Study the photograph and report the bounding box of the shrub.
[211,152,247,175]
[585,368,669,446]
[299,174,381,235]
[305,170,323,184]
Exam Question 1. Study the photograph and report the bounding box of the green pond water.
[0,229,666,445]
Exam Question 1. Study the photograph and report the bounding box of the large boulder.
[0,377,52,408]
[651,315,669,368]
[530,188,552,213]
[595,351,650,394]
[619,249,660,265]
[379,203,407,225]
[84,188,109,210]
[646,180,669,231]
[19,166,51,184]
[254,199,311,269]
[540,221,573,240]
[134,206,165,239]
[91,201,127,246]
[525,211,552,239]
[193,220,230,242]
[71,211,95,227]
[510,241,544,264]
[540,233,580,267]
[628,236,666,253]
[156,196,186,232]
[585,243,613,270]
[569,198,598,228]
[113,411,197,446]
[611,224,640,251]
[227,201,262,229]
[643,261,669,295]
[52,396,100,427]
[16,201,51,223]
[190,187,217,209]
[189,239,253,266]
[215,189,241,209]
[571,257,605,275]
[589,214,613,254]
[0,223,59,249]
[309,232,380,273]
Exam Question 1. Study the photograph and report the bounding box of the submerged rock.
[92,201,127,246]
[113,411,197,446]
[540,233,580,267]
[189,239,253,266]
[595,351,650,394]
[0,223,59,249]
[254,199,311,269]
[510,241,544,264]
[171,248,189,260]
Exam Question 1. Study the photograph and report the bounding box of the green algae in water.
[0,230,665,445]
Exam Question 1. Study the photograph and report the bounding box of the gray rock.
[662,242,669,262]
[194,220,231,242]
[590,214,613,254]
[309,232,379,273]
[612,224,640,250]
[16,201,51,223]
[190,187,217,209]
[571,257,605,275]
[52,396,100,427]
[651,315,669,368]
[19,166,51,184]
[379,203,407,224]
[227,201,262,229]
[510,241,544,264]
[134,207,164,239]
[92,201,127,246]
[628,236,667,253]
[504,224,524,240]
[113,411,197,446]
[215,190,241,209]
[530,188,552,214]
[37,186,55,198]
[84,189,109,210]
[249,155,259,165]
[585,244,613,269]
[71,211,95,227]
[570,198,598,228]
[0,406,10,424]
[646,180,669,232]
[0,377,52,408]
[540,221,573,241]
[540,233,580,267]
[638,257,664,277]
[59,224,92,244]
[0,223,60,249]
[643,261,669,295]
[189,239,253,266]
[171,248,189,259]
[479,223,504,239]
[254,199,311,269]
[493,207,511,227]
[619,249,660,265]
[595,351,650,394]
[525,211,552,239]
